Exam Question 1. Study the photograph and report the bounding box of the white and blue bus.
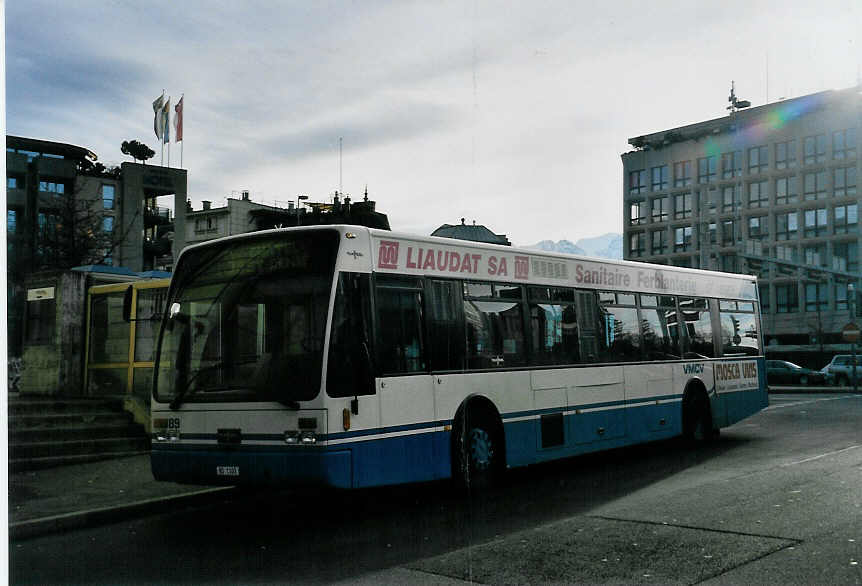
[150,225,767,489]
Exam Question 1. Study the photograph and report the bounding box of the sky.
[6,0,862,245]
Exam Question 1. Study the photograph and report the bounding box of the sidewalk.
[8,454,233,540]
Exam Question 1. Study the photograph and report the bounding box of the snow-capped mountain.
[524,233,622,260]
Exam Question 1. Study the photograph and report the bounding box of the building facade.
[622,87,861,363]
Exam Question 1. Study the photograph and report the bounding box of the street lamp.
[296,195,308,226]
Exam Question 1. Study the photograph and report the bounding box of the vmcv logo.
[683,363,704,375]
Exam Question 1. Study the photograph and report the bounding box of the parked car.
[765,360,829,386]
[821,354,862,386]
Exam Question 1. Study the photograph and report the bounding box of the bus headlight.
[284,431,300,444]
[300,431,317,444]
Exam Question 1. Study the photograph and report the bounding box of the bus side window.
[376,286,427,375]
[640,295,681,360]
[529,291,580,366]
[679,297,715,358]
[598,292,642,363]
[426,279,465,371]
[575,290,609,363]
[327,273,374,397]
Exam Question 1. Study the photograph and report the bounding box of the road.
[11,393,862,585]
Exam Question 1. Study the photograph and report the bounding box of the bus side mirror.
[122,286,134,323]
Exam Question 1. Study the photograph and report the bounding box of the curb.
[768,386,862,394]
[10,486,236,540]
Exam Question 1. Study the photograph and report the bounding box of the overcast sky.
[6,0,861,245]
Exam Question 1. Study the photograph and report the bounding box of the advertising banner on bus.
[371,236,756,300]
[713,360,760,393]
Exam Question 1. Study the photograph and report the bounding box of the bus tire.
[452,401,504,492]
[682,386,713,444]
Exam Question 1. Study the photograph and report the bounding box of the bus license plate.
[216,466,239,477]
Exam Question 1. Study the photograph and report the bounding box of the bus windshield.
[154,230,339,406]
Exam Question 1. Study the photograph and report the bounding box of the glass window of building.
[651,229,666,254]
[629,200,646,225]
[674,226,692,252]
[697,156,716,183]
[759,284,771,313]
[833,166,857,197]
[836,282,851,310]
[775,283,799,313]
[103,216,114,233]
[629,232,646,257]
[7,176,18,189]
[749,216,768,239]
[832,241,858,273]
[803,170,827,200]
[7,210,16,234]
[748,180,769,208]
[721,254,739,272]
[674,192,692,219]
[721,220,736,245]
[803,243,827,267]
[776,212,798,240]
[651,196,668,222]
[39,180,65,194]
[102,185,115,210]
[651,165,668,191]
[832,128,857,160]
[673,161,692,187]
[722,185,740,212]
[775,176,798,205]
[775,139,796,169]
[721,151,742,179]
[804,282,828,312]
[774,244,798,263]
[803,134,826,165]
[803,208,827,237]
[834,203,858,234]
[748,145,768,174]
[629,169,647,195]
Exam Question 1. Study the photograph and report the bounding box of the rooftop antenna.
[727,80,751,114]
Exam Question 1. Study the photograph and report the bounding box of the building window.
[629,169,647,195]
[832,128,856,160]
[721,151,742,179]
[7,210,16,234]
[759,284,771,313]
[651,230,666,254]
[803,208,827,238]
[834,204,858,234]
[651,165,668,191]
[803,170,827,200]
[804,282,828,312]
[748,180,768,208]
[748,216,768,239]
[7,176,19,189]
[833,241,858,273]
[748,145,768,174]
[721,254,738,273]
[775,283,798,313]
[629,232,646,257]
[629,201,646,226]
[775,212,798,241]
[708,221,717,244]
[775,139,796,169]
[774,244,798,263]
[803,243,827,267]
[803,134,826,165]
[674,226,692,252]
[674,192,692,219]
[721,219,736,246]
[775,176,798,205]
[102,185,115,210]
[836,282,851,310]
[833,166,857,197]
[25,299,56,344]
[673,161,692,187]
[697,156,716,184]
[38,180,65,194]
[103,216,114,233]
[651,196,668,222]
[722,185,741,212]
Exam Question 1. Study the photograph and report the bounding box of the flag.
[162,98,171,144]
[174,96,184,142]
[152,93,165,140]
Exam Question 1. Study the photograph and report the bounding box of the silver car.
[821,355,861,386]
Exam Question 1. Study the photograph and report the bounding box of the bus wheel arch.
[451,395,505,490]
[682,379,714,443]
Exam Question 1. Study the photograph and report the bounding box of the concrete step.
[9,451,150,473]
[9,398,125,416]
[9,422,147,443]
[9,411,133,429]
[10,436,151,461]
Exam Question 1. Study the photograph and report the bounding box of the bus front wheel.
[453,407,503,492]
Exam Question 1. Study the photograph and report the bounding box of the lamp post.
[296,195,308,226]
[850,283,857,392]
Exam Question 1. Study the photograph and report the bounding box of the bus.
[150,225,768,490]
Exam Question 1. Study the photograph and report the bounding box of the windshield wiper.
[170,362,224,410]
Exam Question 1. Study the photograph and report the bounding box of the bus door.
[373,276,437,483]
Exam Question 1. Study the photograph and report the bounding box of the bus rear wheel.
[683,390,714,444]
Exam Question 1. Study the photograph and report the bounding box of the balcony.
[144,206,172,227]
